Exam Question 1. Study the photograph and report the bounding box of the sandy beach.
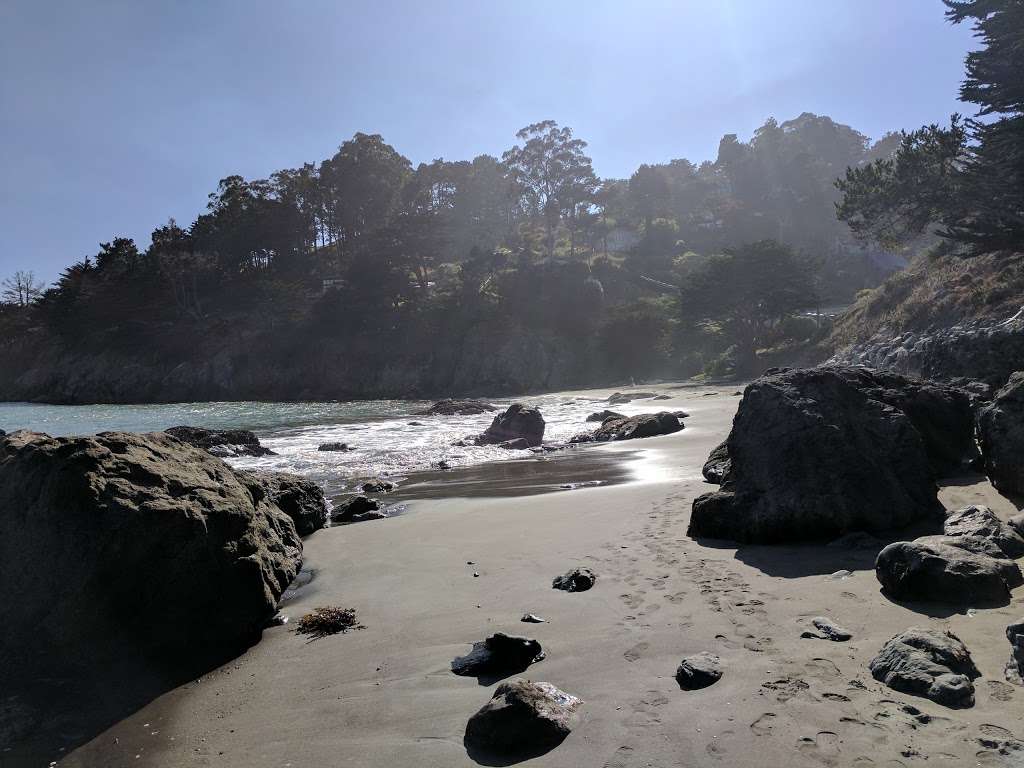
[51,387,1024,768]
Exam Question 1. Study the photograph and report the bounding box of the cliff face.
[827,251,1024,387]
[0,323,604,404]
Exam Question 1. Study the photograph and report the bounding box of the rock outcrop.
[869,628,979,707]
[1006,618,1024,685]
[943,505,1024,558]
[702,441,730,484]
[242,470,328,536]
[689,366,974,543]
[875,537,1022,604]
[418,399,497,416]
[165,425,276,457]
[978,372,1024,497]
[0,430,301,674]
[830,310,1024,389]
[477,403,545,447]
[464,679,581,758]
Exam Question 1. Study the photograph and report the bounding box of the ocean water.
[0,388,685,497]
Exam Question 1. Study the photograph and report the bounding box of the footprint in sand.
[987,680,1015,701]
[823,692,852,703]
[624,642,649,662]
[619,593,643,609]
[705,729,734,759]
[602,745,635,768]
[797,731,841,766]
[750,712,777,735]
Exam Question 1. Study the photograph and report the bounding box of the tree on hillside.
[679,240,819,372]
[1,270,44,306]
[943,0,1024,251]
[319,133,412,260]
[502,121,598,258]
[835,118,967,248]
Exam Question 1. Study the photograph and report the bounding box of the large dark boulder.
[869,628,979,708]
[240,470,328,536]
[165,425,276,458]
[875,537,1022,604]
[689,366,974,543]
[978,372,1024,497]
[0,430,301,675]
[464,679,581,759]
[477,403,545,447]
[418,399,497,416]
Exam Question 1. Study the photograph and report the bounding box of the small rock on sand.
[331,495,380,524]
[552,567,596,592]
[521,614,546,623]
[801,617,852,642]
[464,679,580,758]
[675,652,723,690]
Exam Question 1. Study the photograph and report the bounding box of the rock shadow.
[2,641,253,767]
[877,587,1011,617]
[463,731,568,766]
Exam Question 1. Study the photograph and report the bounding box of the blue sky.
[1,0,977,284]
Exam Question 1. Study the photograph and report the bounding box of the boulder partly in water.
[477,403,546,447]
[165,425,276,457]
[689,366,974,543]
[418,399,497,416]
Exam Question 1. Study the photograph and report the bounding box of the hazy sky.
[1,0,977,283]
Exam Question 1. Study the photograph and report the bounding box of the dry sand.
[60,388,1024,768]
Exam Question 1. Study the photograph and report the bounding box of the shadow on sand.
[1,642,253,767]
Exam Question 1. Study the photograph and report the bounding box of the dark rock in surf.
[317,442,351,452]
[978,372,1024,497]
[689,366,974,544]
[586,409,625,423]
[243,470,328,536]
[451,633,545,677]
[477,403,545,448]
[573,412,683,443]
[608,391,656,405]
[943,505,1024,558]
[875,537,1021,604]
[702,441,731,484]
[331,495,380,524]
[869,628,979,708]
[0,430,301,676]
[361,480,395,494]
[675,652,723,690]
[552,567,596,592]
[419,399,497,416]
[464,679,581,758]
[165,425,276,457]
[497,438,532,450]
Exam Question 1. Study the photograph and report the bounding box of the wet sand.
[46,387,1024,767]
